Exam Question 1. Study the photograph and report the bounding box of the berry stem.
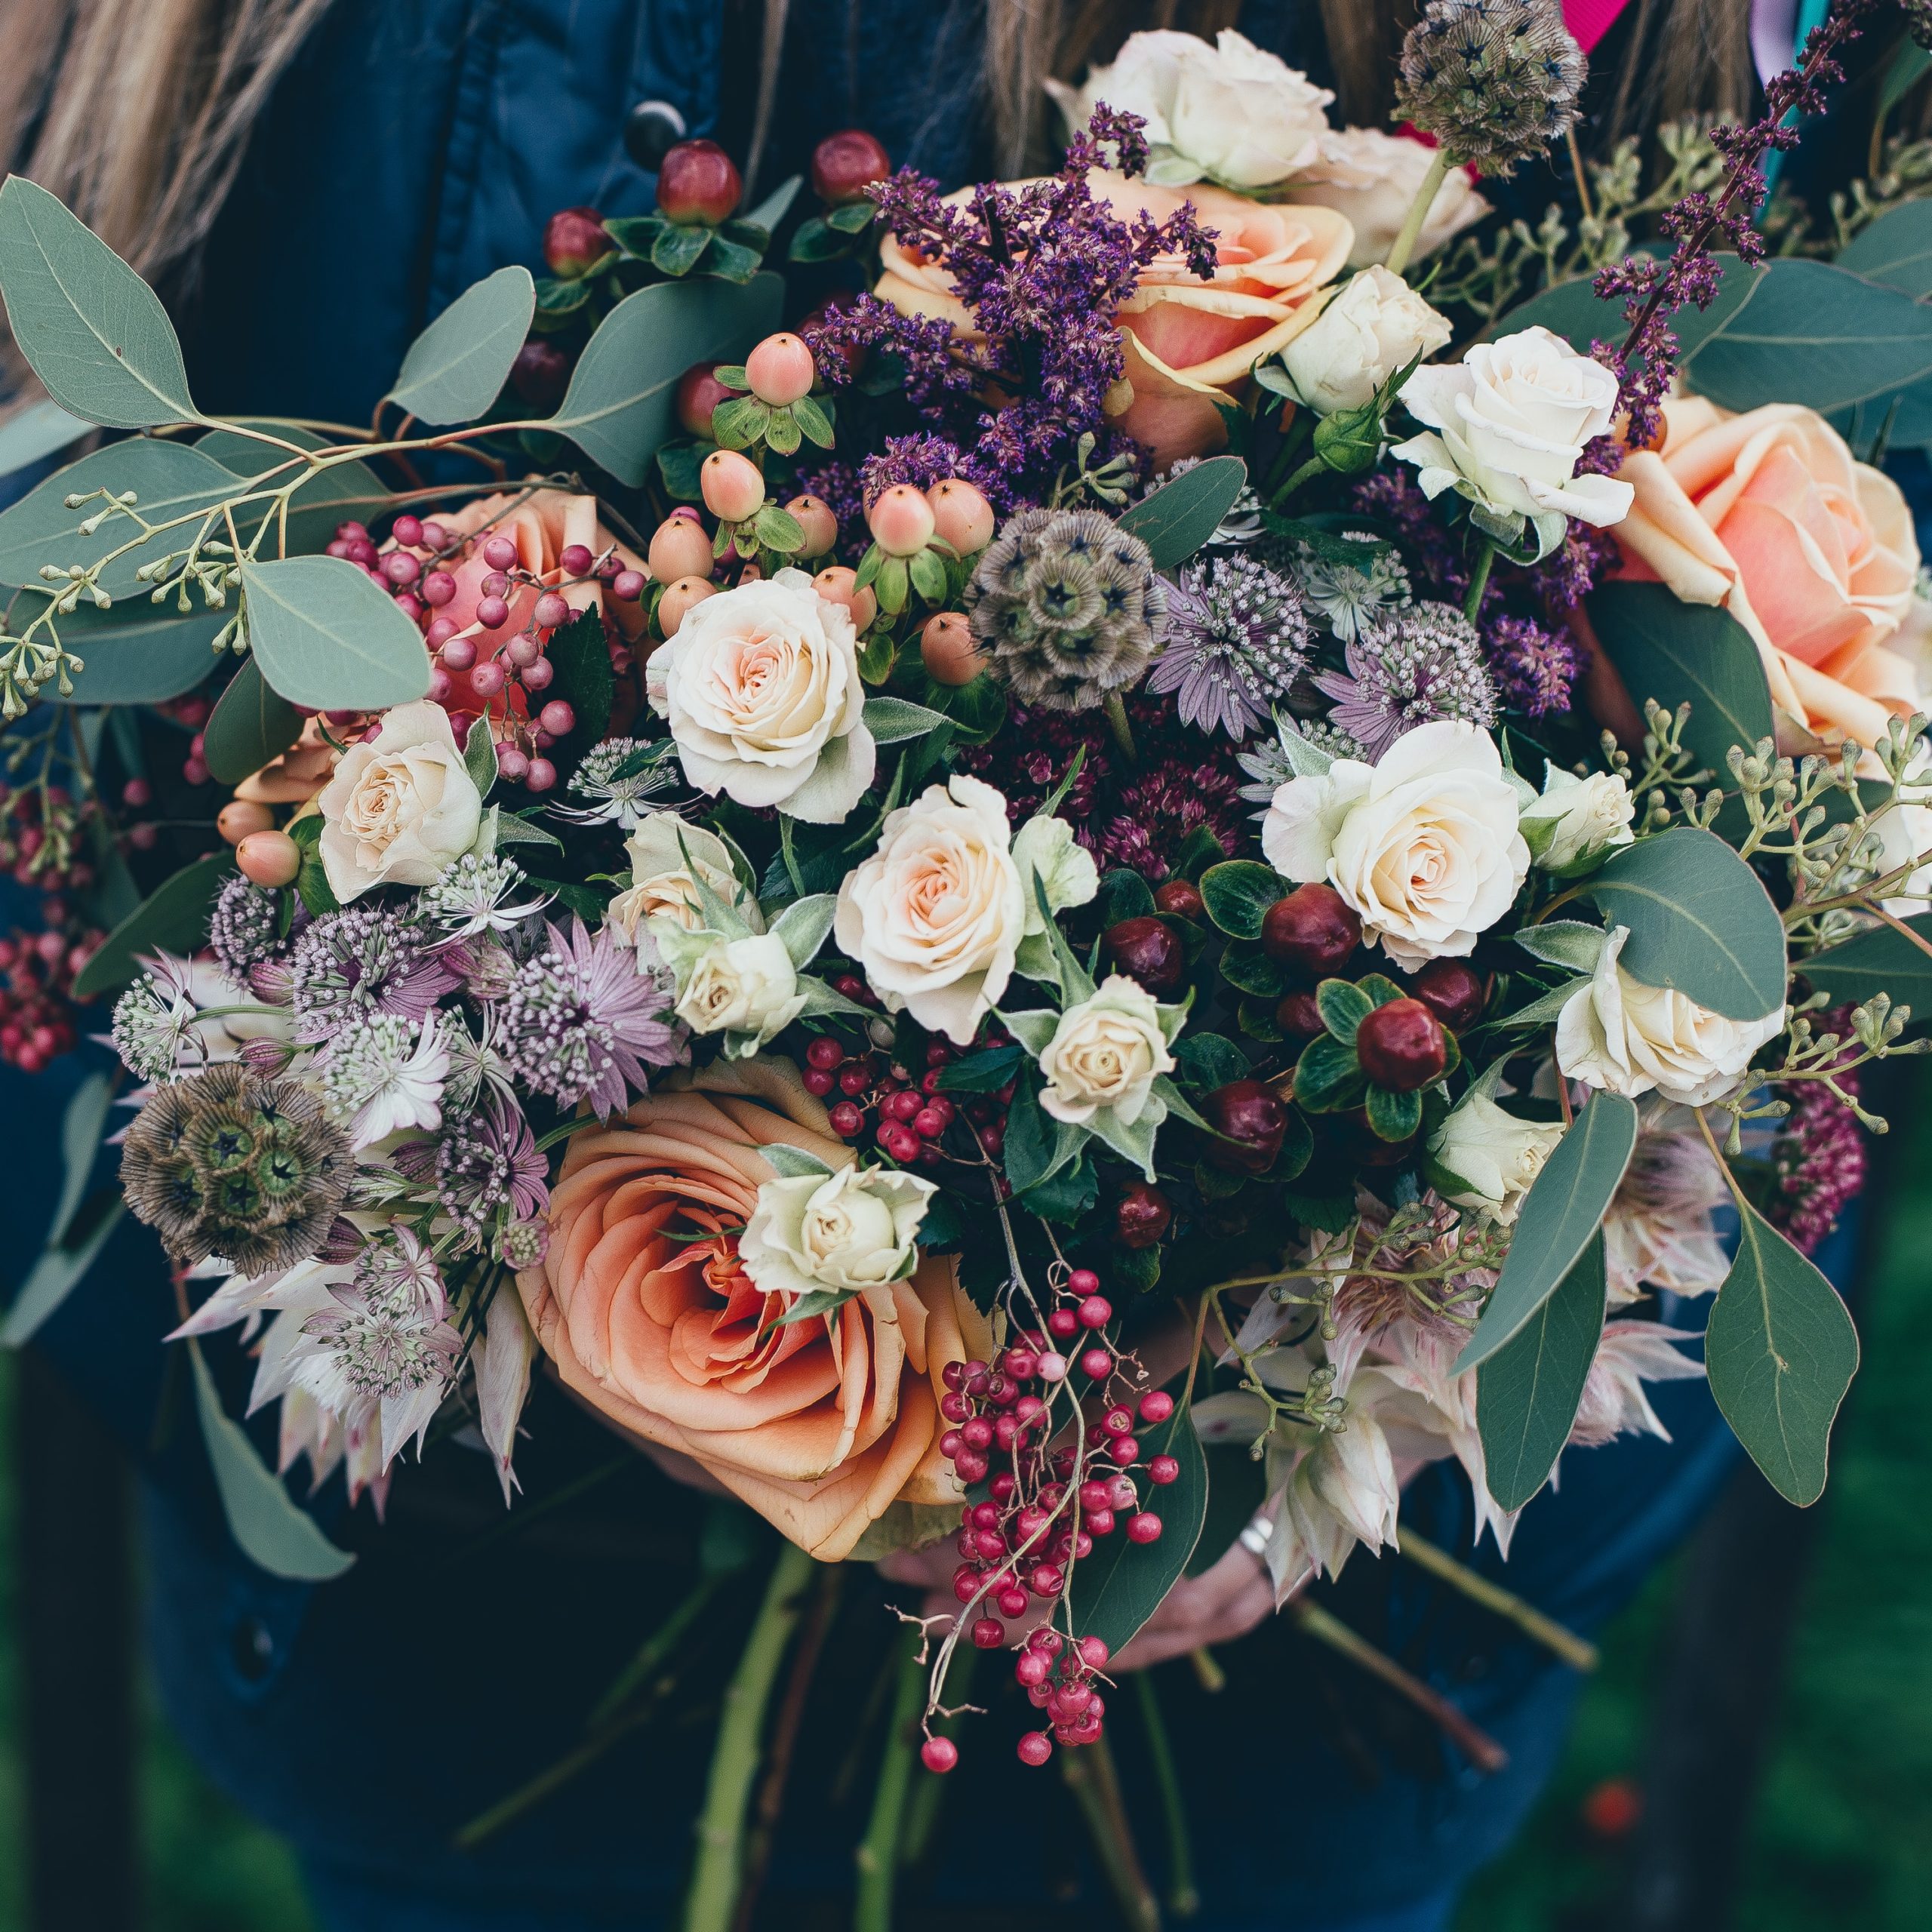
[1134,1671,1201,1918]
[1382,146,1453,280]
[1395,1527,1600,1672]
[1060,1730,1161,1932]
[852,1622,928,1932]
[1103,691,1138,767]
[899,1644,975,1869]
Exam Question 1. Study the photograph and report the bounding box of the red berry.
[1126,1512,1163,1544]
[543,207,608,277]
[811,128,891,205]
[1078,1347,1112,1381]
[998,1586,1030,1619]
[1260,884,1362,975]
[1355,998,1447,1092]
[1202,1078,1290,1176]
[510,339,571,410]
[1076,1294,1112,1329]
[920,1737,958,1774]
[1101,1407,1135,1437]
[912,1106,947,1139]
[806,1036,844,1071]
[829,1100,863,1137]
[675,361,736,440]
[1068,1269,1100,1297]
[1139,1391,1175,1425]
[1147,1455,1180,1486]
[1581,1777,1644,1840]
[1102,915,1186,995]
[1047,1309,1079,1340]
[1106,1435,1139,1466]
[1275,989,1325,1038]
[1407,957,1487,1032]
[1113,1181,1171,1249]
[1017,1731,1054,1767]
[1153,878,1204,918]
[657,139,740,226]
[971,1617,1006,1650]
[558,543,594,577]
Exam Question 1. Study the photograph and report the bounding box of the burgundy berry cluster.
[801,1022,989,1168]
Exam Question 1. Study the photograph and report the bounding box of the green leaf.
[1218,943,1287,998]
[1186,1441,1268,1577]
[791,392,835,448]
[1289,1033,1363,1112]
[194,423,387,558]
[861,695,948,744]
[1454,1093,1638,1374]
[0,438,235,597]
[1801,913,1932,1012]
[1315,979,1373,1043]
[1477,1232,1607,1513]
[1513,921,1607,974]
[72,851,232,998]
[1171,1032,1248,1091]
[463,713,498,798]
[547,272,783,485]
[651,223,715,277]
[1016,1148,1099,1223]
[739,174,803,238]
[386,265,535,425]
[1363,1083,1423,1143]
[2,1198,123,1349]
[2,1073,118,1346]
[710,395,768,449]
[1097,868,1156,924]
[1837,195,1932,297]
[908,545,948,604]
[1000,1077,1065,1195]
[44,600,229,704]
[761,1142,837,1180]
[769,894,836,969]
[1706,1200,1860,1506]
[935,1044,1025,1093]
[240,555,432,710]
[754,503,804,552]
[826,199,877,235]
[1199,859,1281,940]
[0,175,198,427]
[0,395,88,476]
[1115,455,1247,569]
[543,607,615,749]
[288,811,339,917]
[1583,826,1788,1021]
[189,1340,355,1581]
[1494,976,1591,1029]
[1066,1396,1208,1655]
[493,812,563,852]
[202,657,302,786]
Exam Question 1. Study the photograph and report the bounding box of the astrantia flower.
[320,1013,451,1149]
[1286,536,1412,643]
[1312,601,1497,762]
[436,1095,551,1247]
[1395,0,1586,177]
[438,1008,518,1117]
[288,905,465,1044]
[1146,555,1309,740]
[422,852,551,938]
[112,955,200,1082]
[496,917,683,1117]
[562,738,681,829]
[208,875,286,980]
[297,1230,463,1407]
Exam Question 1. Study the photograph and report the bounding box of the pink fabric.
[1561,0,1632,54]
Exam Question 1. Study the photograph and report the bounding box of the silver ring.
[1238,1513,1271,1558]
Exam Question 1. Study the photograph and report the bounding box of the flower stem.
[1187,1644,1226,1694]
[1462,539,1497,624]
[1135,1672,1201,1918]
[1060,1731,1161,1932]
[1269,452,1330,509]
[1103,691,1138,766]
[587,1571,725,1729]
[852,1621,928,1932]
[1383,148,1453,279]
[899,1643,974,1870]
[1395,1529,1599,1672]
[682,1542,816,1932]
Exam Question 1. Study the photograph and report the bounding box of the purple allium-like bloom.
[288,906,466,1045]
[208,875,285,981]
[1314,601,1497,761]
[436,1094,551,1246]
[1484,613,1580,718]
[1146,555,1310,740]
[495,918,682,1118]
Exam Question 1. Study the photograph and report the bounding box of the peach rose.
[517,1057,992,1560]
[233,715,341,807]
[875,174,1352,469]
[1611,398,1922,751]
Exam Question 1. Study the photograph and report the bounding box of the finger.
[1113,1577,1278,1671]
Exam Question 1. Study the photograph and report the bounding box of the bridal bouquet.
[5,0,1930,1868]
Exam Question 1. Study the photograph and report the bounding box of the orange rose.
[875,174,1351,470]
[232,715,341,806]
[517,1057,993,1561]
[1611,398,1922,750]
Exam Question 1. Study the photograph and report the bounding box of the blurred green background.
[2,1091,1927,1932]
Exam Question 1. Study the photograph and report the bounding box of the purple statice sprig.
[805,106,1218,505]
[1591,0,1877,451]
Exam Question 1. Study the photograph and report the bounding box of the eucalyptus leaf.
[0,175,198,427]
[1454,1093,1638,1374]
[72,851,233,998]
[1800,913,1932,1014]
[202,657,303,786]
[386,265,535,425]
[0,395,88,478]
[1,1073,118,1346]
[1,1198,123,1349]
[1706,1200,1860,1506]
[241,555,432,710]
[1115,455,1247,568]
[44,599,229,704]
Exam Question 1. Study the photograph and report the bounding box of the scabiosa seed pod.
[1312,599,1497,761]
[1395,0,1586,176]
[1144,555,1310,741]
[966,507,1166,712]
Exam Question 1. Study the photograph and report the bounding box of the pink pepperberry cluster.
[801,1031,963,1165]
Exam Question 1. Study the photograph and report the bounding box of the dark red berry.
[1126,1512,1163,1544]
[829,1100,863,1137]
[1275,989,1324,1038]
[1260,883,1361,975]
[675,361,736,439]
[1407,957,1487,1032]
[509,339,571,410]
[657,139,740,225]
[1153,878,1204,919]
[1138,1391,1174,1425]
[920,1737,958,1774]
[1147,1454,1180,1485]
[1355,997,1447,1092]
[543,205,608,277]
[1101,915,1186,995]
[1202,1078,1290,1175]
[1113,1180,1171,1249]
[811,128,891,205]
[971,1617,1006,1649]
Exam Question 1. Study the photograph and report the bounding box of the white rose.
[1047,28,1331,189]
[833,774,1026,1044]
[740,1161,937,1300]
[1519,767,1636,874]
[1429,1090,1563,1225]
[1393,327,1635,537]
[315,700,483,902]
[644,567,875,823]
[1038,975,1177,1128]
[1287,128,1489,268]
[660,929,804,1048]
[1012,814,1099,934]
[1261,719,1529,971]
[1281,266,1452,417]
[1555,925,1786,1108]
[607,812,761,940]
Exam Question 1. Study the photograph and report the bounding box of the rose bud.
[1407,957,1486,1032]
[746,332,816,408]
[1203,1079,1289,1175]
[216,799,275,845]
[235,829,301,889]
[509,339,571,410]
[1153,878,1203,919]
[1114,1181,1173,1250]
[1275,989,1324,1038]
[814,565,878,633]
[1101,916,1186,995]
[785,494,838,559]
[656,138,740,226]
[700,448,765,523]
[542,205,608,278]
[1355,998,1447,1092]
[868,483,937,558]
[925,478,995,555]
[675,361,735,440]
[811,128,891,205]
[648,511,715,585]
[921,611,982,685]
[1260,883,1361,975]
[657,575,717,637]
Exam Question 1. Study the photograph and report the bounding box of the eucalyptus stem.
[1395,1530,1599,1672]
[1462,539,1497,624]
[853,1623,928,1932]
[1383,147,1454,279]
[1103,691,1138,766]
[1060,1734,1161,1932]
[682,1542,817,1932]
[1134,1672,1200,1918]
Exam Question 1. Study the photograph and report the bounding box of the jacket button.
[625,100,688,169]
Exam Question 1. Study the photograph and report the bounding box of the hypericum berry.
[510,339,571,410]
[811,128,891,205]
[1101,915,1185,995]
[785,494,838,559]
[915,611,976,688]
[746,332,816,408]
[1113,1180,1171,1249]
[543,205,609,277]
[813,565,878,634]
[1153,878,1204,919]
[868,484,936,558]
[1276,989,1324,1038]
[675,361,735,440]
[1260,883,1361,975]
[1407,957,1486,1032]
[657,576,717,638]
[1356,997,1447,1091]
[648,512,715,586]
[216,800,274,845]
[235,829,300,888]
[656,139,740,226]
[924,478,995,555]
[919,1737,958,1774]
[1202,1078,1290,1175]
[701,448,765,523]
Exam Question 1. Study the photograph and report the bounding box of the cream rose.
[1280,266,1452,417]
[1037,975,1177,1128]
[315,700,484,902]
[740,1161,937,1302]
[1518,767,1635,875]
[1287,128,1489,269]
[1261,719,1529,971]
[1555,925,1786,1108]
[1428,1090,1563,1226]
[608,813,761,940]
[659,928,805,1051]
[833,775,1026,1044]
[1394,327,1635,544]
[645,568,875,823]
